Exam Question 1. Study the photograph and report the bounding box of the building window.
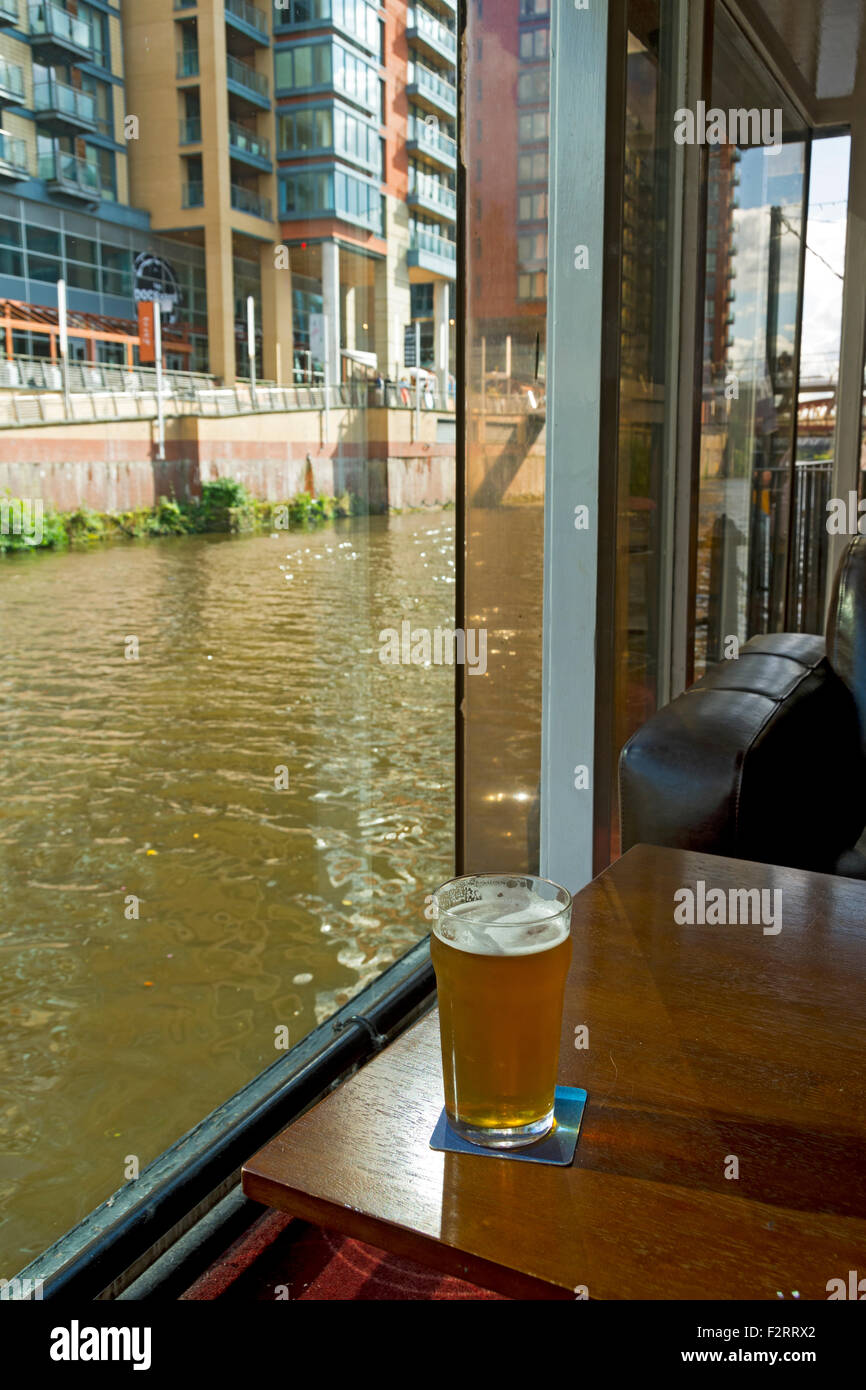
[518,191,547,221]
[275,39,378,113]
[519,28,549,60]
[518,68,550,103]
[518,150,547,182]
[518,110,549,143]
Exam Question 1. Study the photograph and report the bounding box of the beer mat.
[429,1086,587,1165]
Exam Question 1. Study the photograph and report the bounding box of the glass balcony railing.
[230,182,271,220]
[409,169,457,215]
[226,54,269,102]
[29,0,92,53]
[225,0,268,38]
[228,120,271,163]
[182,180,204,207]
[407,63,457,115]
[177,49,200,79]
[33,77,96,124]
[0,57,24,101]
[408,7,457,58]
[0,0,18,24]
[409,226,456,261]
[0,129,28,172]
[179,116,202,144]
[38,150,102,196]
[407,114,457,165]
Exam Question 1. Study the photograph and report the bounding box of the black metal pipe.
[16,938,435,1301]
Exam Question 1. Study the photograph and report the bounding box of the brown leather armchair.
[619,537,866,879]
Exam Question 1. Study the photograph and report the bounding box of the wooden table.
[242,845,866,1299]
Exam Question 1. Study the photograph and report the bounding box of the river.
[0,514,455,1270]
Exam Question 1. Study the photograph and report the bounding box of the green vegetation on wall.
[0,480,365,554]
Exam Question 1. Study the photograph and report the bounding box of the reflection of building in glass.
[470,0,550,387]
[703,143,738,407]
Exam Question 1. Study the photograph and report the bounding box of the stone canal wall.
[0,406,456,513]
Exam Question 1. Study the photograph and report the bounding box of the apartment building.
[0,1,457,385]
[0,0,208,368]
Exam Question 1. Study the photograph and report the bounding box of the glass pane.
[693,3,809,676]
[0,7,457,1272]
[462,0,550,871]
[790,133,850,631]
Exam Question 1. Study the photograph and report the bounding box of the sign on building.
[133,252,181,323]
[309,311,326,363]
[137,301,155,363]
[404,323,417,367]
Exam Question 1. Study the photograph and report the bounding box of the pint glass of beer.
[431,873,572,1149]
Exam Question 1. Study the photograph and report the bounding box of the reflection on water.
[0,514,454,1267]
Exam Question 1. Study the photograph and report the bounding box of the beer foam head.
[433,877,571,955]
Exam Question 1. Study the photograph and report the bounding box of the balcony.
[182,180,204,208]
[179,116,202,144]
[28,1,93,65]
[408,170,456,222]
[406,63,456,119]
[38,150,103,201]
[226,54,270,109]
[0,129,28,178]
[408,226,456,279]
[0,0,18,28]
[177,49,200,79]
[225,0,269,47]
[0,58,23,108]
[407,7,457,65]
[230,182,271,220]
[33,77,97,134]
[406,114,456,172]
[228,119,271,170]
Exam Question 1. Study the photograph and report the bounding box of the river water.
[0,515,455,1270]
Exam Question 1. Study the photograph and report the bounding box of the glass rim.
[431,871,573,926]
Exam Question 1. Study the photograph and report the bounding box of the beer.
[431,875,572,1148]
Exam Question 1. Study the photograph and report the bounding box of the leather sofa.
[619,536,866,878]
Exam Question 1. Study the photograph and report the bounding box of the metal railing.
[33,76,96,124]
[29,0,92,51]
[177,49,199,78]
[228,119,271,162]
[0,129,28,173]
[182,180,204,207]
[0,355,216,394]
[0,57,24,100]
[38,150,103,196]
[230,182,271,219]
[409,226,456,261]
[406,114,457,163]
[179,115,202,144]
[407,62,457,113]
[408,168,456,214]
[408,6,457,57]
[225,0,268,36]
[226,54,269,101]
[0,366,455,427]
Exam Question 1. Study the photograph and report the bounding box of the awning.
[341,348,378,369]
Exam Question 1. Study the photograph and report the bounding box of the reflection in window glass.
[694,6,808,675]
[463,2,550,872]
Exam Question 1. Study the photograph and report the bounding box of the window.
[520,28,549,60]
[518,68,549,103]
[79,74,113,136]
[518,191,547,221]
[518,151,547,182]
[275,42,333,91]
[519,110,549,143]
